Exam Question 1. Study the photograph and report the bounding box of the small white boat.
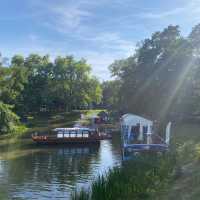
[120,114,171,160]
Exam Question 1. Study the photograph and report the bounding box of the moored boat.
[32,127,111,144]
[120,114,172,160]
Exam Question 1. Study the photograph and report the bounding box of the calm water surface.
[0,134,121,200]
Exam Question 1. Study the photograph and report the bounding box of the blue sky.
[1,0,200,80]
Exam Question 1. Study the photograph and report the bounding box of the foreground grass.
[72,153,176,200]
[160,123,200,200]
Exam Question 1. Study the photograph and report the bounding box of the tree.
[6,54,103,113]
[105,24,200,121]
[0,55,28,114]
[102,80,121,112]
[0,52,102,134]
[0,101,20,134]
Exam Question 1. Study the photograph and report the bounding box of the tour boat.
[32,127,111,144]
[120,114,171,160]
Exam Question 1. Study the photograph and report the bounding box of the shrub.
[0,101,20,134]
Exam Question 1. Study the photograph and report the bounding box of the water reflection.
[0,134,121,200]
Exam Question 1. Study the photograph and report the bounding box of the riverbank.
[0,109,108,144]
[2,111,200,199]
[72,123,200,200]
[26,109,108,132]
[72,154,175,200]
[0,109,104,151]
[161,123,200,200]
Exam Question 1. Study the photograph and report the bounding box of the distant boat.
[32,127,111,145]
[120,114,171,160]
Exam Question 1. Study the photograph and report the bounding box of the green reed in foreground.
[72,153,176,200]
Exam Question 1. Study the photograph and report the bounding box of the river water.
[0,134,122,200]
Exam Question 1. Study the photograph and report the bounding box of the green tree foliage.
[101,80,121,111]
[0,54,102,133]
[0,54,102,115]
[0,102,20,134]
[104,24,200,121]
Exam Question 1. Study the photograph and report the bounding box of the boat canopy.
[121,114,153,129]
[121,114,154,146]
[120,114,171,160]
[53,127,93,132]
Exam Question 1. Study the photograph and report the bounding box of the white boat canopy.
[121,114,153,146]
[121,114,153,129]
[120,113,171,160]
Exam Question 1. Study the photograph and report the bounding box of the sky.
[1,0,200,80]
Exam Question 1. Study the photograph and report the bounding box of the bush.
[0,101,20,134]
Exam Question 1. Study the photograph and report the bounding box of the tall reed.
[72,152,176,200]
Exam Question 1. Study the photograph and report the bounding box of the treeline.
[0,54,102,134]
[102,24,200,121]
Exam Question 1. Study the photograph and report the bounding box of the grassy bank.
[0,109,104,150]
[25,109,105,134]
[72,123,200,200]
[72,153,176,200]
[0,109,104,139]
[161,123,200,200]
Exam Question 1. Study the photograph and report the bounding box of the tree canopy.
[0,54,102,134]
[104,24,200,121]
[0,54,102,115]
[0,102,20,134]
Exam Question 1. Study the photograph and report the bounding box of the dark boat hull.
[122,144,169,161]
[32,136,101,145]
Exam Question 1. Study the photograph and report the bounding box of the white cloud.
[138,7,186,19]
[80,32,135,56]
[47,4,91,32]
[137,0,200,20]
[32,0,94,34]
[33,1,135,80]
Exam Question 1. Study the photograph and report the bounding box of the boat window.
[77,133,83,137]
[64,133,70,138]
[83,133,89,138]
[57,133,63,138]
[70,133,76,137]
[82,130,90,134]
[70,130,77,137]
[70,134,75,137]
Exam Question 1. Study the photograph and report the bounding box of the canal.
[1,123,199,200]
[0,134,121,199]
